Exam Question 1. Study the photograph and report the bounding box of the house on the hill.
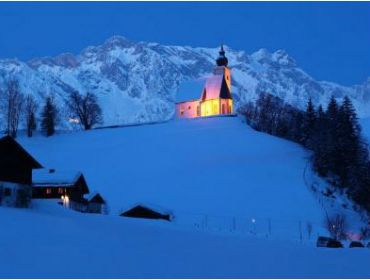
[32,169,90,211]
[0,136,43,207]
[176,45,233,118]
[86,192,107,214]
[120,204,172,221]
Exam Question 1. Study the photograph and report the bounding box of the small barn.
[120,204,172,221]
[86,192,107,214]
[0,136,42,207]
[32,169,90,211]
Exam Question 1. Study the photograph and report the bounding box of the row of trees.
[0,80,102,138]
[239,93,370,212]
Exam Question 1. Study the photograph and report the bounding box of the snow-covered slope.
[1,117,369,278]
[18,117,366,238]
[1,36,369,127]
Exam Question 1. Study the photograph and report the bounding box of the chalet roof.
[0,136,42,169]
[32,169,82,187]
[175,79,205,103]
[86,192,106,204]
[121,203,172,216]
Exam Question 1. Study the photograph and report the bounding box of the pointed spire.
[216,44,228,67]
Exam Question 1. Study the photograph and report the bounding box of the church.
[175,45,233,118]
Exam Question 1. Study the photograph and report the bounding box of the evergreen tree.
[41,96,58,137]
[301,98,316,148]
[312,105,330,176]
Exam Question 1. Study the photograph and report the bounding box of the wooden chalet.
[86,193,107,214]
[0,136,42,207]
[32,169,90,203]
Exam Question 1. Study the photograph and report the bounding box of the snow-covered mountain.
[1,35,369,126]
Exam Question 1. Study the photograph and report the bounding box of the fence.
[171,211,325,243]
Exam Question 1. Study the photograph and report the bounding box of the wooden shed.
[120,204,172,221]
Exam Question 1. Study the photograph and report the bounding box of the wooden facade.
[0,136,42,185]
[32,170,90,201]
[0,136,42,208]
[120,205,171,221]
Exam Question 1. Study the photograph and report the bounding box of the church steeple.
[216,44,228,67]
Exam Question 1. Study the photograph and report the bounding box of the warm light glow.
[176,65,233,119]
[61,195,70,208]
[69,117,80,124]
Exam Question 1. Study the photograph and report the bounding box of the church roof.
[202,72,231,100]
[175,79,205,103]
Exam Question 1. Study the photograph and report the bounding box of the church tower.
[200,45,233,116]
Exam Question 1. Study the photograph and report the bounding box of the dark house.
[86,193,107,214]
[0,136,42,185]
[0,136,42,207]
[120,204,172,221]
[32,169,90,207]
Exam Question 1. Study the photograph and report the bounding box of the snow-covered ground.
[1,116,369,278]
[19,117,325,227]
[0,200,369,278]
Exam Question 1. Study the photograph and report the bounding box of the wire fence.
[171,211,326,243]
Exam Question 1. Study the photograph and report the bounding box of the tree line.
[239,92,370,213]
[0,80,102,138]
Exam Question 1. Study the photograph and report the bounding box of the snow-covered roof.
[203,74,224,100]
[175,79,205,103]
[85,191,106,203]
[32,169,82,187]
[122,202,172,215]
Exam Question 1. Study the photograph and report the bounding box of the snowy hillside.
[19,117,366,237]
[0,117,369,278]
[1,36,369,127]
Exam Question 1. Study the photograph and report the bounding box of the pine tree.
[336,96,363,186]
[312,105,330,176]
[41,96,58,137]
[301,98,316,148]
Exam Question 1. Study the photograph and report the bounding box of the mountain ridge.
[0,35,369,127]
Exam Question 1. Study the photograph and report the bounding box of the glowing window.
[58,188,64,194]
[46,188,52,194]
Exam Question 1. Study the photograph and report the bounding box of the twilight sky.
[0,2,369,86]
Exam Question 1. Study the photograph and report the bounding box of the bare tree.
[24,94,38,137]
[325,213,348,240]
[66,91,102,130]
[0,80,24,138]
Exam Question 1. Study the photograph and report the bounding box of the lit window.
[58,188,64,194]
[46,188,52,194]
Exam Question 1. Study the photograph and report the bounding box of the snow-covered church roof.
[175,79,205,103]
[32,169,82,187]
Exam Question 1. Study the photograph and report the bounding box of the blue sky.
[0,2,369,86]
